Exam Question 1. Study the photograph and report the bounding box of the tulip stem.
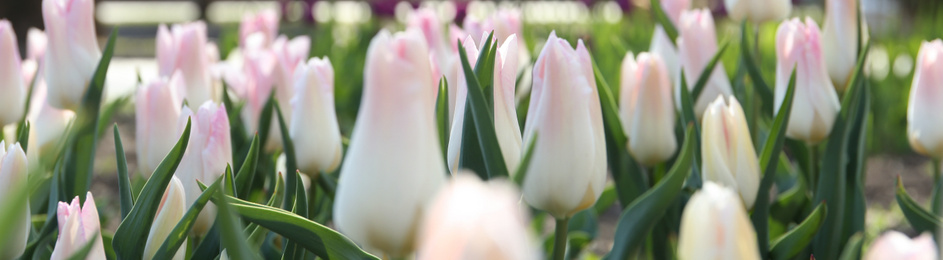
[552,217,569,260]
[806,145,819,191]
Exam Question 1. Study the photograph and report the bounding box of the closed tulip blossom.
[0,20,26,126]
[239,9,279,48]
[417,173,539,260]
[677,182,761,260]
[50,192,106,260]
[0,142,29,259]
[774,18,841,144]
[254,35,311,152]
[43,0,101,110]
[864,232,938,260]
[157,22,217,105]
[272,35,311,119]
[290,57,343,175]
[908,40,943,158]
[447,35,522,174]
[334,29,447,257]
[701,96,760,208]
[724,0,791,24]
[650,26,681,87]
[26,81,76,169]
[176,101,233,235]
[676,9,734,118]
[522,32,606,219]
[619,52,677,166]
[230,44,276,146]
[136,73,185,177]
[661,0,690,25]
[143,176,187,260]
[823,0,869,89]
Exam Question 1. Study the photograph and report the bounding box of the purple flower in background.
[371,0,415,17]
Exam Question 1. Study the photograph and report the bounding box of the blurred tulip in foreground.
[334,29,446,257]
[50,192,105,260]
[290,57,343,175]
[143,176,187,260]
[701,96,760,209]
[619,52,677,166]
[660,0,690,26]
[136,73,185,177]
[677,182,761,260]
[0,20,26,126]
[43,0,101,110]
[908,40,943,158]
[27,28,47,63]
[676,9,734,118]
[418,173,538,260]
[775,18,841,144]
[650,25,681,87]
[724,0,791,24]
[522,32,606,219]
[0,141,28,259]
[864,231,937,260]
[823,0,869,89]
[176,101,233,235]
[240,9,279,48]
[26,80,76,169]
[157,22,217,105]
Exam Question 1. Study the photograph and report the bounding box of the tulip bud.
[677,9,734,118]
[333,29,447,257]
[272,35,311,117]
[447,35,522,174]
[409,7,450,86]
[775,18,841,144]
[50,192,106,260]
[42,0,101,110]
[724,0,791,24]
[677,182,761,260]
[0,20,26,127]
[290,57,343,175]
[26,81,76,169]
[0,142,29,259]
[521,32,606,219]
[143,176,187,260]
[240,9,279,48]
[908,40,943,158]
[157,22,217,105]
[701,96,760,208]
[620,52,677,166]
[661,0,690,26]
[823,0,869,89]
[650,25,681,88]
[417,173,539,260]
[864,231,938,260]
[176,101,233,235]
[136,73,185,177]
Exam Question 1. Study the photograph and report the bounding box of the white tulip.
[290,57,343,175]
[619,52,677,166]
[676,9,735,118]
[143,176,187,260]
[701,96,760,209]
[677,182,761,260]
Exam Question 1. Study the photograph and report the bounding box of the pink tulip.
[290,57,343,175]
[774,18,841,144]
[270,35,311,152]
[157,22,217,105]
[661,0,690,26]
[136,73,185,177]
[50,192,106,260]
[176,101,233,235]
[0,142,29,259]
[239,10,279,48]
[676,9,734,118]
[864,232,938,260]
[620,52,677,166]
[417,173,539,260]
[42,0,101,110]
[232,47,277,150]
[908,40,943,158]
[0,20,26,126]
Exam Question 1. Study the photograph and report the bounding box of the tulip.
[908,40,943,158]
[823,0,869,89]
[417,173,539,260]
[864,231,938,260]
[43,0,101,110]
[0,20,26,126]
[240,9,279,48]
[27,28,48,63]
[619,52,677,166]
[660,0,690,26]
[724,0,791,24]
[676,9,734,118]
[774,18,841,144]
[157,22,217,105]
[176,101,233,235]
[261,35,311,152]
[521,32,606,219]
[50,192,106,260]
[26,80,76,169]
[447,35,522,174]
[650,25,681,88]
[333,29,446,257]
[701,96,760,208]
[143,176,187,260]
[0,141,29,259]
[462,8,532,98]
[677,182,761,260]
[290,57,343,175]
[136,73,185,177]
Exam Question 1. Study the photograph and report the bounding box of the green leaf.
[63,28,117,201]
[97,96,131,138]
[751,69,796,258]
[896,176,942,234]
[113,118,192,259]
[247,172,286,247]
[841,80,870,246]
[274,103,300,213]
[214,185,260,260]
[284,171,310,259]
[234,134,260,200]
[0,176,29,249]
[838,233,864,260]
[457,33,510,180]
[16,121,29,152]
[513,132,537,186]
[222,83,249,169]
[67,232,100,260]
[224,165,236,196]
[190,223,221,259]
[678,71,702,188]
[227,196,380,259]
[436,77,450,166]
[114,125,133,219]
[604,127,696,260]
[770,202,827,260]
[256,89,277,150]
[152,178,222,260]
[592,58,646,206]
[739,21,773,111]
[649,0,679,42]
[690,42,729,101]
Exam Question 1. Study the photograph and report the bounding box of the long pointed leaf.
[457,34,510,179]
[690,42,729,100]
[114,125,133,219]
[770,202,827,260]
[214,186,260,259]
[649,0,679,41]
[436,77,450,166]
[896,176,942,234]
[235,134,260,199]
